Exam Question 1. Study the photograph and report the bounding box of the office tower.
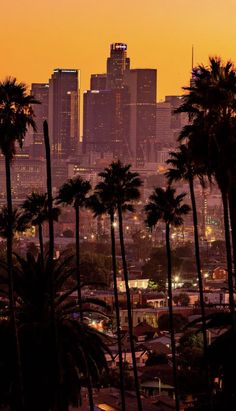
[83,88,130,158]
[90,74,107,90]
[165,96,188,142]
[31,83,49,158]
[156,101,173,146]
[106,43,130,89]
[83,90,113,153]
[49,69,80,158]
[124,69,157,166]
[83,44,131,161]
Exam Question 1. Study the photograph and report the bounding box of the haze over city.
[2,0,236,99]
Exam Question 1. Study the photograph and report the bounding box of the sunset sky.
[1,0,236,100]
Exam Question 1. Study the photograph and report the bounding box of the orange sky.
[1,0,236,100]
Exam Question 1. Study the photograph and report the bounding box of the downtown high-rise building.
[106,43,130,89]
[124,69,157,166]
[90,74,107,90]
[83,44,158,166]
[49,69,80,158]
[31,83,49,159]
[83,43,131,160]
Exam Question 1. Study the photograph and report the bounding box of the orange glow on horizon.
[1,0,236,101]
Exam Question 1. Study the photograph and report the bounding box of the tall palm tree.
[57,176,91,322]
[177,57,236,315]
[21,192,60,264]
[0,252,111,411]
[165,144,209,385]
[96,160,143,411]
[88,192,126,411]
[0,77,39,410]
[145,186,190,411]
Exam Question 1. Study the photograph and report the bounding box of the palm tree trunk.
[75,204,94,410]
[117,205,142,411]
[110,211,125,411]
[5,152,25,411]
[189,177,209,385]
[38,223,44,267]
[43,120,60,409]
[221,190,235,313]
[75,204,83,322]
[228,187,236,283]
[166,222,180,411]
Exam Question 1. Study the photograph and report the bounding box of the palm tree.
[0,206,31,239]
[189,311,236,410]
[96,160,143,411]
[21,192,60,264]
[145,186,190,411]
[0,77,39,410]
[88,192,126,411]
[165,144,209,386]
[56,175,91,322]
[0,252,111,411]
[177,57,236,315]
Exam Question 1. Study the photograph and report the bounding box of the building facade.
[49,69,80,159]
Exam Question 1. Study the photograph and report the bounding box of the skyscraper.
[83,44,131,161]
[83,88,130,158]
[83,89,113,153]
[156,101,173,146]
[106,43,130,89]
[124,69,157,165]
[90,74,107,90]
[49,69,80,158]
[31,83,49,158]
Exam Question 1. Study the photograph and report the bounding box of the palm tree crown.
[57,175,91,208]
[21,192,60,226]
[0,253,111,411]
[165,144,205,185]
[96,160,142,210]
[145,186,190,229]
[0,206,31,239]
[0,77,39,158]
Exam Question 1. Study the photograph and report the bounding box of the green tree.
[145,186,190,411]
[57,175,91,322]
[94,160,143,411]
[0,77,38,410]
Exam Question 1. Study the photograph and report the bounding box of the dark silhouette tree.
[57,175,91,322]
[88,192,126,411]
[96,160,143,411]
[177,57,236,315]
[165,144,209,385]
[0,253,111,411]
[0,206,31,239]
[21,192,60,264]
[0,77,39,410]
[145,186,190,411]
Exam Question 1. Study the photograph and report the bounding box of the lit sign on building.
[111,43,127,51]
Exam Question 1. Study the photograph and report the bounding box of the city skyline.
[2,0,236,100]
